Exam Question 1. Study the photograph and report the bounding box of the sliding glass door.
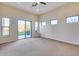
[18,20,32,39]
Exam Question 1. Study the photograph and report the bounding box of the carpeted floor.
[0,38,79,56]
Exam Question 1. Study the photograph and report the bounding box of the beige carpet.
[0,38,79,56]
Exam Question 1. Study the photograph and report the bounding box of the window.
[2,18,10,36]
[42,21,46,26]
[35,21,38,31]
[51,20,58,25]
[66,16,78,23]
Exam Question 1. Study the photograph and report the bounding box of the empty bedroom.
[0,2,79,56]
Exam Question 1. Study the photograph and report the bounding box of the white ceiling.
[2,2,68,15]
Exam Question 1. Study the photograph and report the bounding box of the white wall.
[39,3,79,45]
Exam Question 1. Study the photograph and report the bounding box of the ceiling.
[2,2,68,15]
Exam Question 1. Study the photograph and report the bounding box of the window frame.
[1,17,10,37]
[35,21,38,32]
[42,21,46,26]
[50,19,58,25]
[65,15,79,24]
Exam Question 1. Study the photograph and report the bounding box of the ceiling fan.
[32,2,47,7]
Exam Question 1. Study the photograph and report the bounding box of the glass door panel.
[18,20,25,39]
[26,21,32,38]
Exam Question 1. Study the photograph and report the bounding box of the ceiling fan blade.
[40,2,46,5]
[32,3,37,7]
